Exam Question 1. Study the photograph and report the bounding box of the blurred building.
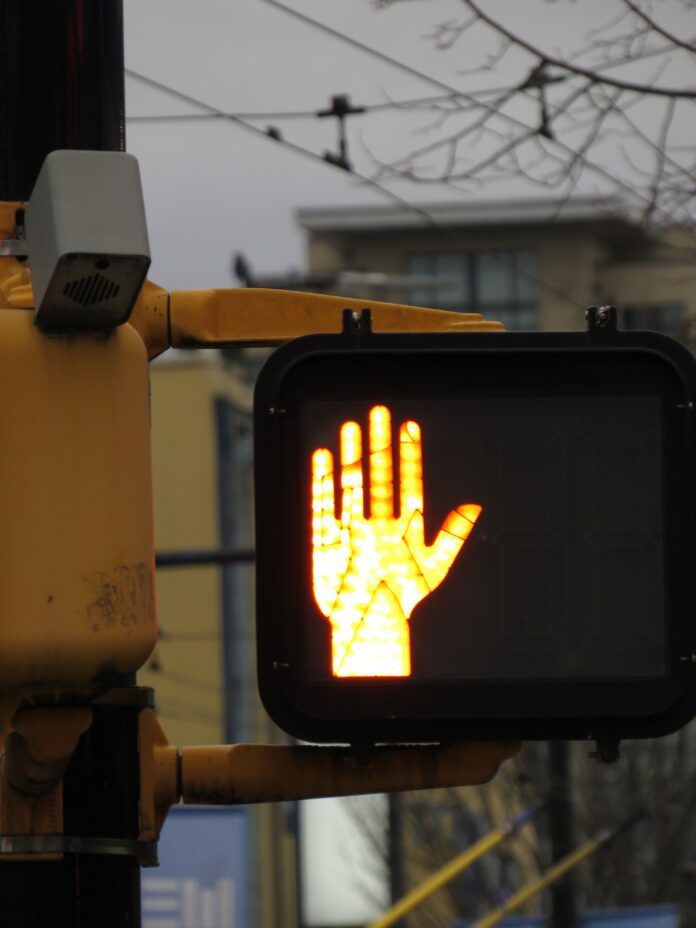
[292,196,696,344]
[139,349,297,928]
[282,195,696,927]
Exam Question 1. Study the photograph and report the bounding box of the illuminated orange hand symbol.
[311,405,481,678]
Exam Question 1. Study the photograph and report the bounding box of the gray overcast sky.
[123,0,694,291]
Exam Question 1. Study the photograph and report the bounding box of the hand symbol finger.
[399,420,424,519]
[424,503,482,588]
[340,420,363,525]
[311,448,339,549]
[369,405,394,519]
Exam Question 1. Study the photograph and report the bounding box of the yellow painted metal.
[137,730,518,839]
[129,279,171,360]
[4,707,93,796]
[0,309,156,732]
[169,288,503,349]
[138,708,179,847]
[470,834,605,928]
[0,201,21,240]
[0,202,32,311]
[0,276,503,359]
[0,707,92,860]
[0,771,64,861]
[1,207,502,362]
[0,202,514,837]
[178,741,519,805]
[368,828,508,928]
[2,200,503,358]
[0,262,33,309]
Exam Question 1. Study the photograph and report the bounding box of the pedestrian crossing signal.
[254,309,696,745]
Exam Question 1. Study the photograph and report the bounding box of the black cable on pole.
[0,0,125,200]
[549,741,577,928]
[155,547,256,568]
[317,94,366,171]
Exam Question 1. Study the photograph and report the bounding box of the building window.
[622,303,689,344]
[407,250,538,330]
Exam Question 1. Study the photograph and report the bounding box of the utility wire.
[259,0,684,93]
[144,667,224,694]
[126,86,512,124]
[255,0,685,112]
[252,0,682,225]
[126,67,586,310]
[155,699,223,725]
[159,630,255,642]
[126,67,462,235]
[255,0,469,98]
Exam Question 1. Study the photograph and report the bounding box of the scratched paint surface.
[85,563,154,634]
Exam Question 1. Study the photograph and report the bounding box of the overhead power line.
[126,68,451,224]
[144,666,224,695]
[255,0,468,98]
[254,0,687,109]
[126,85,513,124]
[251,0,682,225]
[126,67,586,310]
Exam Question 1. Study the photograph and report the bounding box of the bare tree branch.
[622,0,696,54]
[365,1,696,228]
[462,0,696,98]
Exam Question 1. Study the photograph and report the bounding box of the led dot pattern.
[311,405,481,677]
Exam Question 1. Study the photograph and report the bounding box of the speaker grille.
[62,273,120,307]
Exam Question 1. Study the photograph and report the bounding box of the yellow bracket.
[131,284,502,359]
[0,209,512,845]
[0,707,93,861]
[2,268,502,358]
[138,714,518,841]
[1,198,501,353]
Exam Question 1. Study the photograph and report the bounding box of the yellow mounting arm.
[130,280,503,359]
[0,229,512,855]
[138,709,518,844]
[127,281,509,838]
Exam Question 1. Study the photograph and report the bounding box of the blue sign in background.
[457,906,679,928]
[141,806,249,928]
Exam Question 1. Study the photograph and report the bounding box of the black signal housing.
[254,309,696,747]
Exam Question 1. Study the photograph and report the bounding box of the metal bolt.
[596,306,612,327]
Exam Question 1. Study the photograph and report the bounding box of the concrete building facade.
[297,197,696,344]
[140,351,297,928]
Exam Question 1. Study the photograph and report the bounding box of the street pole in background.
[0,4,144,925]
[549,741,577,928]
[0,0,125,201]
[389,792,406,919]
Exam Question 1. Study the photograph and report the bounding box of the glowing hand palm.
[311,406,481,677]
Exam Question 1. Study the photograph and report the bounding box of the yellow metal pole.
[470,839,601,928]
[470,811,647,928]
[367,807,542,928]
